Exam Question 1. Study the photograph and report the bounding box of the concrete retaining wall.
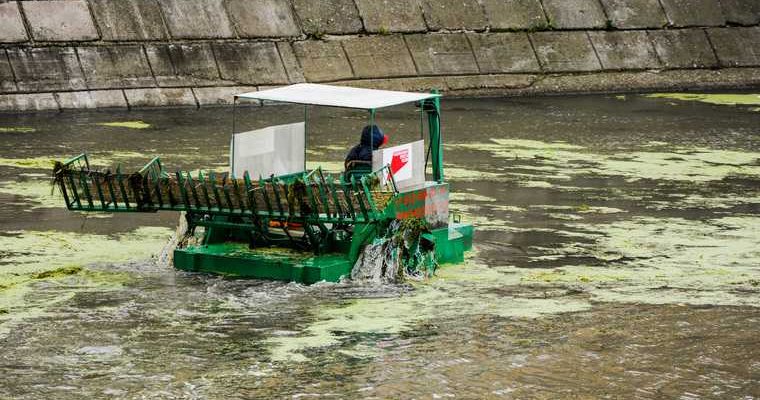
[1,0,759,111]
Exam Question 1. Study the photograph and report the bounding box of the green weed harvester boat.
[53,84,473,284]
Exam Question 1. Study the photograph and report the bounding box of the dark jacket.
[344,125,385,171]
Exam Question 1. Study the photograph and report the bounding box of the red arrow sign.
[390,152,408,175]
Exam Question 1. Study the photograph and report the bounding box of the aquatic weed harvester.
[53,84,473,283]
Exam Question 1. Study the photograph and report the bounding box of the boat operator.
[344,125,388,175]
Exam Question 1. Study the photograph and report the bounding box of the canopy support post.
[369,108,376,166]
[231,96,238,177]
[304,105,308,171]
[427,90,443,183]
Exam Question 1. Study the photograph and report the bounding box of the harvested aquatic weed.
[351,218,437,283]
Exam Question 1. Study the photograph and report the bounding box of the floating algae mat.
[522,215,760,306]
[0,151,151,170]
[97,121,151,129]
[453,139,760,183]
[0,157,56,170]
[645,93,760,106]
[305,160,345,173]
[267,214,760,361]
[0,180,61,210]
[0,227,172,282]
[0,127,36,133]
[0,227,171,336]
[267,253,591,362]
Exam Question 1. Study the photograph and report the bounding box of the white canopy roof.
[235,83,440,110]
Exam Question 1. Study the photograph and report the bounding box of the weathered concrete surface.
[214,42,289,84]
[22,0,99,41]
[467,33,540,73]
[707,27,760,67]
[0,52,16,92]
[336,68,760,97]
[192,86,257,106]
[0,93,58,112]
[354,0,426,33]
[659,0,725,27]
[342,36,416,78]
[292,41,354,82]
[421,0,488,31]
[541,0,607,29]
[650,29,718,69]
[55,90,127,109]
[276,42,305,83]
[444,74,536,91]
[159,0,234,39]
[334,76,449,92]
[226,0,301,38]
[405,34,479,75]
[291,0,362,35]
[77,46,155,89]
[531,32,602,72]
[145,43,222,87]
[7,47,86,92]
[521,68,760,95]
[0,2,28,43]
[5,67,760,112]
[589,31,660,70]
[720,0,760,25]
[89,0,168,41]
[480,0,547,30]
[599,0,668,29]
[124,88,196,108]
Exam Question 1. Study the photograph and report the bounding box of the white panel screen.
[373,140,425,192]
[230,122,305,178]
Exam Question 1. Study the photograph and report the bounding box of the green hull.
[174,243,353,283]
[174,224,474,284]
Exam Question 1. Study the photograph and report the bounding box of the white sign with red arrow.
[374,140,425,192]
[384,143,412,182]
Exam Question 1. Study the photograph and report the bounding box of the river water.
[0,93,759,399]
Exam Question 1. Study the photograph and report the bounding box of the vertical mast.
[427,91,443,183]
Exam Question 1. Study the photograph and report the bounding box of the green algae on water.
[30,265,83,280]
[526,216,760,307]
[0,157,55,170]
[443,165,505,182]
[0,127,36,133]
[266,253,591,361]
[456,138,760,183]
[305,161,345,173]
[0,180,61,209]
[449,192,497,203]
[97,121,151,129]
[0,226,173,337]
[645,93,760,106]
[0,151,151,171]
[0,227,173,278]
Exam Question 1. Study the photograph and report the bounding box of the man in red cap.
[344,125,388,175]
